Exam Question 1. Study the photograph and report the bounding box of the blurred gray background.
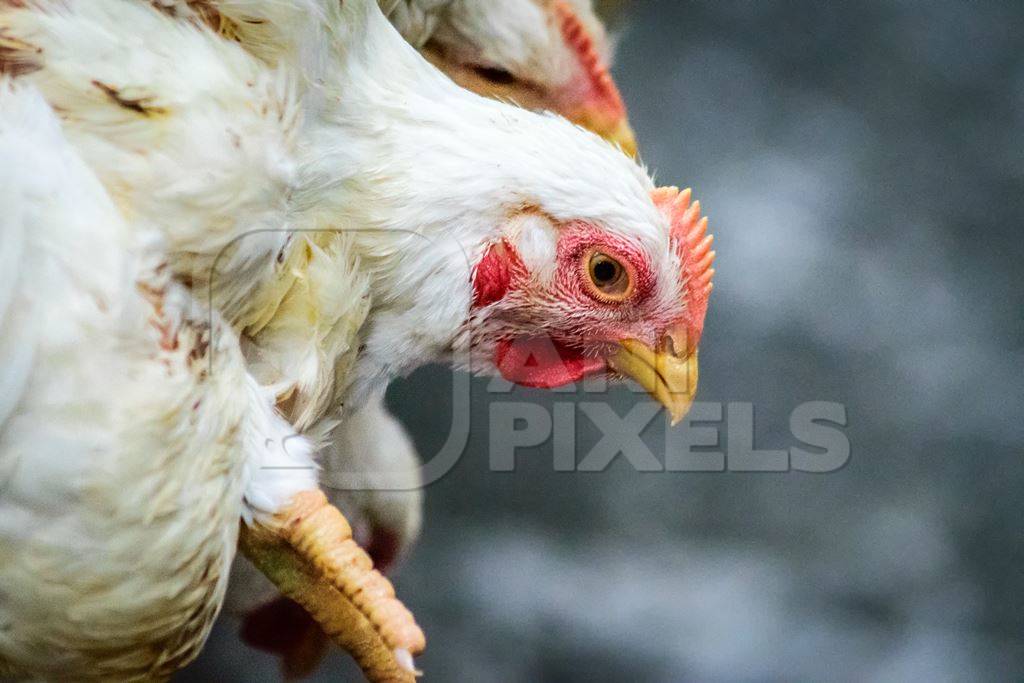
[182,1,1023,680]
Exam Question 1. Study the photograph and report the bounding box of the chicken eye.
[473,65,516,85]
[584,251,632,302]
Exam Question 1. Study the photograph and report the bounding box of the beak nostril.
[663,327,695,359]
[659,334,677,357]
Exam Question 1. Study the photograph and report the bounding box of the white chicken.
[0,0,714,680]
[388,0,635,153]
[158,0,634,151]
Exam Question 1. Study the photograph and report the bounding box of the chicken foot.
[239,490,425,682]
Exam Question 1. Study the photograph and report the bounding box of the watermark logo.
[489,399,849,473]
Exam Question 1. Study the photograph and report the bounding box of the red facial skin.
[472,238,602,387]
[472,222,682,389]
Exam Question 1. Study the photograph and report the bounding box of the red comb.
[554,0,625,119]
[651,187,715,342]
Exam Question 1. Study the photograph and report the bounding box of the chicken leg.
[239,490,425,682]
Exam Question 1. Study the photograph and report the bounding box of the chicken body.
[0,84,317,679]
[0,2,366,678]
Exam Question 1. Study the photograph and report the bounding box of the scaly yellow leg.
[239,491,425,682]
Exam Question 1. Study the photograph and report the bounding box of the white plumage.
[0,0,708,679]
[0,82,316,679]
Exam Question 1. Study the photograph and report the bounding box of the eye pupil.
[474,66,515,85]
[593,260,616,283]
[584,251,631,301]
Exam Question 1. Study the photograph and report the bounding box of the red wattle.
[495,337,605,389]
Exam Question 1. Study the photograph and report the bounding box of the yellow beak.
[608,339,699,426]
[601,117,637,157]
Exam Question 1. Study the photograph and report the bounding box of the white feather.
[0,80,315,679]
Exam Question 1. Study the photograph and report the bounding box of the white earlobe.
[511,213,558,284]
